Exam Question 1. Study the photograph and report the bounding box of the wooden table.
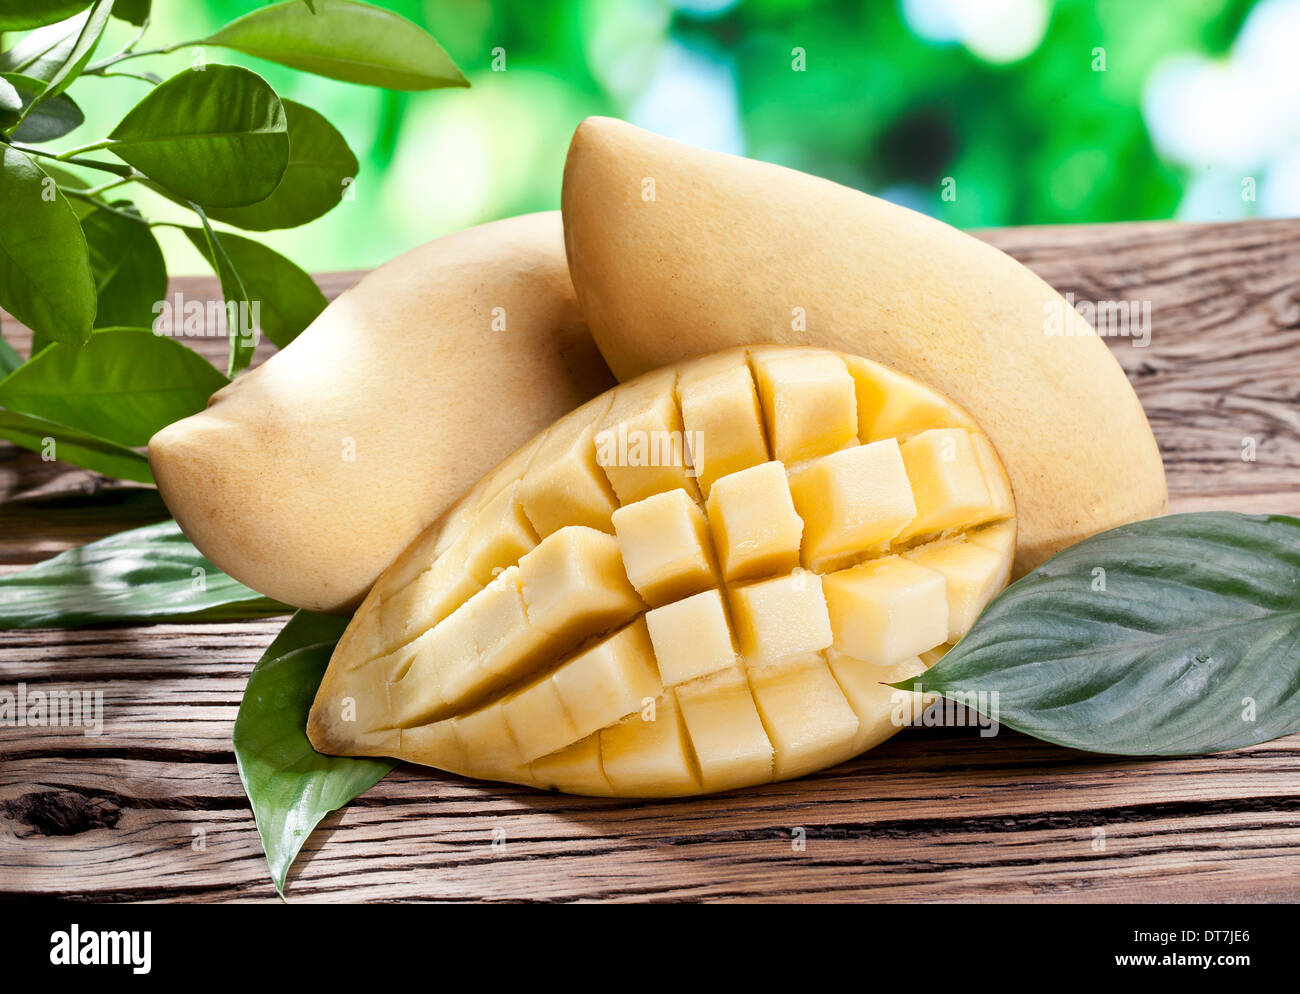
[3,220,1299,903]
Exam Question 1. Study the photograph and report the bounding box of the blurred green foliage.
[50,0,1278,271]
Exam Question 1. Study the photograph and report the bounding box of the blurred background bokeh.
[55,0,1300,273]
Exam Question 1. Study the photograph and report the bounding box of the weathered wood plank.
[980,219,1300,516]
[5,736,1300,902]
[3,609,1300,901]
[3,221,1300,902]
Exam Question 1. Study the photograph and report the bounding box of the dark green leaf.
[111,0,150,26]
[0,323,22,376]
[37,162,99,220]
[0,147,96,345]
[1,72,84,141]
[216,231,326,349]
[204,0,468,91]
[0,408,150,482]
[81,203,167,328]
[0,2,93,32]
[0,482,167,528]
[183,212,256,376]
[0,12,92,82]
[183,224,326,352]
[0,77,19,119]
[17,0,111,114]
[107,64,289,208]
[0,519,288,628]
[0,327,225,446]
[206,100,358,231]
[234,610,391,894]
[898,512,1300,756]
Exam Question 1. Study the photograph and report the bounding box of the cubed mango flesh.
[310,346,1016,798]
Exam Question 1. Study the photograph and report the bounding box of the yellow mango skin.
[560,117,1166,576]
[149,213,614,613]
[310,345,1017,797]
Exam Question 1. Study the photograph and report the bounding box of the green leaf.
[0,77,20,119]
[215,231,326,349]
[0,519,288,629]
[204,0,468,91]
[111,0,150,26]
[107,65,289,208]
[899,512,1300,756]
[0,324,22,376]
[182,224,326,352]
[0,327,225,446]
[234,610,392,895]
[0,2,93,32]
[1,72,84,141]
[0,408,151,482]
[0,147,96,345]
[38,162,100,221]
[81,203,167,328]
[16,0,111,117]
[183,211,256,376]
[206,100,358,231]
[0,11,93,82]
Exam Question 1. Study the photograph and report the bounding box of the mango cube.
[518,526,644,646]
[377,538,481,656]
[551,618,663,740]
[706,461,803,582]
[844,355,966,441]
[897,429,992,541]
[322,638,416,741]
[600,691,700,796]
[728,570,833,664]
[611,488,717,606]
[451,701,530,782]
[520,396,619,537]
[969,519,1016,561]
[595,368,700,504]
[677,356,770,495]
[970,431,1015,522]
[823,555,948,665]
[752,349,858,464]
[788,439,918,569]
[825,650,926,753]
[502,673,579,763]
[675,666,773,793]
[389,599,478,725]
[469,566,551,674]
[434,567,552,707]
[645,588,737,685]
[748,654,861,779]
[398,719,467,775]
[463,482,539,586]
[530,734,613,795]
[904,539,1006,642]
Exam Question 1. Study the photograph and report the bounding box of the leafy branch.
[0,0,467,459]
[0,0,468,896]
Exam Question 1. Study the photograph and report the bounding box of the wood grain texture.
[2,221,1299,903]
